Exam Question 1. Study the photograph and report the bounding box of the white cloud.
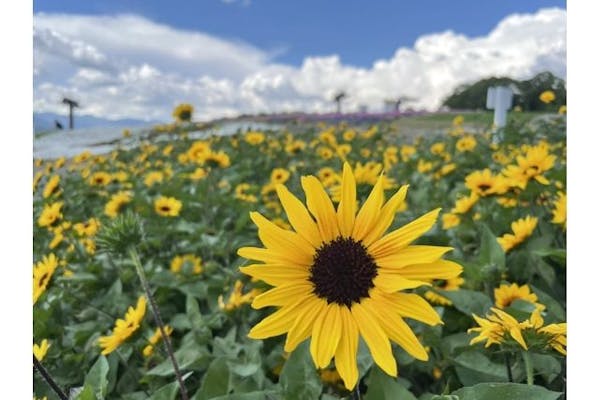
[33,8,566,121]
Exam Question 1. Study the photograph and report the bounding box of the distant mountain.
[33,112,163,134]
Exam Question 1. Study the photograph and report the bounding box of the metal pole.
[69,104,74,129]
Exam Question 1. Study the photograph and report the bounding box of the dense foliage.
[443,72,566,112]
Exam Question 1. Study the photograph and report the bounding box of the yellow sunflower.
[494,283,545,310]
[235,183,258,203]
[42,175,61,199]
[238,162,462,390]
[451,192,479,214]
[33,339,51,361]
[38,201,63,228]
[245,131,265,145]
[203,150,231,168]
[551,192,566,228]
[142,325,174,357]
[154,196,183,217]
[456,136,477,152]
[105,191,132,218]
[170,254,203,274]
[172,103,194,122]
[539,90,556,104]
[89,171,112,186]
[144,171,164,187]
[33,253,59,304]
[502,144,556,188]
[441,213,460,230]
[73,218,101,237]
[469,308,529,350]
[270,168,291,185]
[99,296,146,355]
[189,167,208,181]
[187,141,212,163]
[497,216,538,252]
[218,280,261,311]
[465,169,507,197]
[400,145,416,162]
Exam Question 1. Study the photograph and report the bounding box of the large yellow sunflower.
[238,163,462,390]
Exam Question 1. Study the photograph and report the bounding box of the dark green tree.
[443,71,566,111]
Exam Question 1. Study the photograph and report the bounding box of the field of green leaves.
[33,112,566,399]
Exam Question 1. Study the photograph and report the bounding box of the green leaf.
[451,383,562,400]
[535,259,557,288]
[531,285,566,321]
[147,346,209,376]
[452,351,508,386]
[531,353,562,383]
[505,299,539,320]
[210,391,278,400]
[478,224,505,274]
[78,355,109,399]
[533,248,566,264]
[148,381,179,400]
[76,385,95,400]
[439,289,492,317]
[279,341,322,400]
[195,357,231,400]
[364,366,417,400]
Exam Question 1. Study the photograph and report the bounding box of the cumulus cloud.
[33,8,566,121]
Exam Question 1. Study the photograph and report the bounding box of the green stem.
[522,350,533,385]
[128,247,189,400]
[504,352,513,383]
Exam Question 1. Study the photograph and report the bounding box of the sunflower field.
[33,113,566,399]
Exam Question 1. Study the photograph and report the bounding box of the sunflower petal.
[373,272,431,293]
[310,303,343,368]
[352,175,385,241]
[368,208,441,258]
[371,289,442,326]
[250,212,315,264]
[376,245,453,270]
[368,300,429,361]
[248,298,311,339]
[362,185,408,246]
[240,264,309,287]
[334,307,359,390]
[238,247,307,266]
[302,176,340,242]
[510,327,528,350]
[275,184,322,248]
[392,260,463,280]
[337,163,357,237]
[351,302,397,376]
[284,297,327,352]
[251,282,314,309]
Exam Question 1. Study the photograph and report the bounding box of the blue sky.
[34,0,566,68]
[33,2,566,121]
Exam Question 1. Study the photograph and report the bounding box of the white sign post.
[486,86,513,129]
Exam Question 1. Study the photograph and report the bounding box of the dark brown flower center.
[478,184,491,192]
[160,206,171,212]
[39,272,49,288]
[309,237,378,307]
